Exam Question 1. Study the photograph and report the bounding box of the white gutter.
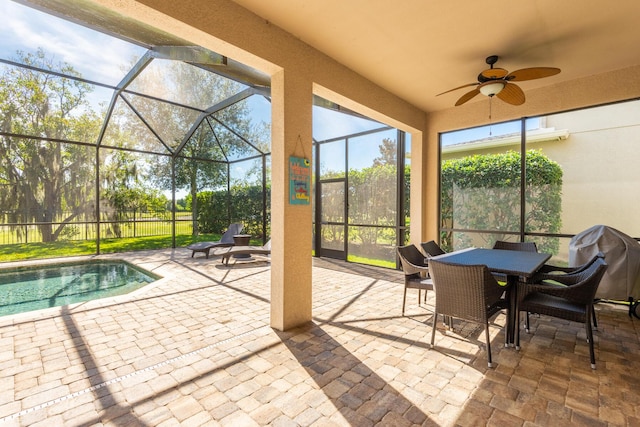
[442,128,570,153]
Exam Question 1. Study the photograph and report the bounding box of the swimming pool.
[0,260,160,317]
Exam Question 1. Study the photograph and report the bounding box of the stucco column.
[409,128,429,244]
[270,69,313,331]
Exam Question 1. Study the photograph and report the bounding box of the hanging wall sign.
[289,156,311,205]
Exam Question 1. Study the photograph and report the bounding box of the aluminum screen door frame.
[317,179,347,260]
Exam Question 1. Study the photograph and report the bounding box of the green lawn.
[347,254,396,269]
[0,233,245,262]
[0,234,396,269]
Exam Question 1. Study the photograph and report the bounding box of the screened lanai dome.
[100,48,272,160]
[8,0,273,160]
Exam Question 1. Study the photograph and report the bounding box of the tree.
[0,49,100,242]
[372,137,397,166]
[348,165,397,245]
[440,149,563,253]
[100,149,168,237]
[141,61,269,236]
[316,136,401,251]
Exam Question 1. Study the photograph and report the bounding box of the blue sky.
[0,1,145,85]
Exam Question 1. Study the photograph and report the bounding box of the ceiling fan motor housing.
[478,55,508,82]
[478,68,508,82]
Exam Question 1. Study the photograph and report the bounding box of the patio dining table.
[431,247,551,348]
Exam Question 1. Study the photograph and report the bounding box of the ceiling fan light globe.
[479,81,505,97]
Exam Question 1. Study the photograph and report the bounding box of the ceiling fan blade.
[507,67,561,81]
[455,88,481,106]
[497,82,525,105]
[436,82,478,96]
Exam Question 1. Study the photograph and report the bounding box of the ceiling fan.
[437,55,561,106]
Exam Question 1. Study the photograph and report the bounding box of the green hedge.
[441,149,563,253]
[193,185,270,238]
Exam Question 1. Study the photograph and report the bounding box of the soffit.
[16,0,640,113]
[231,0,640,112]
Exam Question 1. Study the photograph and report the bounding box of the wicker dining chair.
[535,251,605,277]
[491,240,538,283]
[421,240,446,258]
[517,257,608,369]
[428,259,507,368]
[397,245,433,315]
[493,240,538,252]
[529,252,605,329]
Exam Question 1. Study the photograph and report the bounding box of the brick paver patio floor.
[0,248,639,426]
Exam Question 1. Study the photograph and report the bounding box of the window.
[439,99,640,264]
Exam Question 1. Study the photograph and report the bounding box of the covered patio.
[2,1,640,425]
[0,249,638,425]
[6,0,640,331]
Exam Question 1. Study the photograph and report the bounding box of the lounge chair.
[215,239,271,265]
[187,223,244,258]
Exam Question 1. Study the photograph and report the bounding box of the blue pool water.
[0,261,159,317]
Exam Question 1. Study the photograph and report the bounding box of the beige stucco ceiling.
[230,0,640,113]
